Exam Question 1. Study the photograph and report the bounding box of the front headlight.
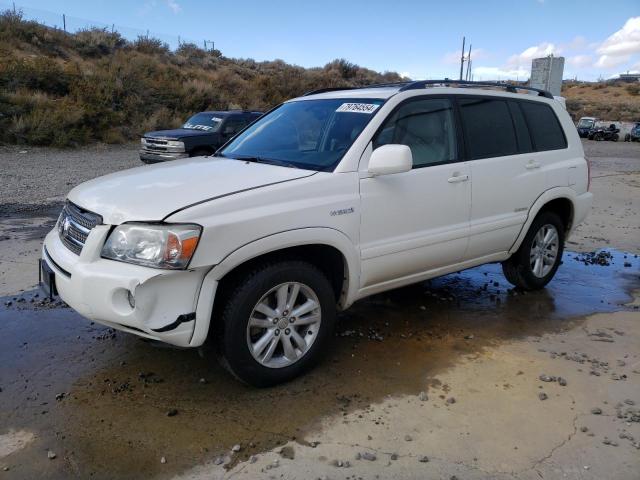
[165,140,185,149]
[101,223,201,269]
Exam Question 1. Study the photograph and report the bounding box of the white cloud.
[597,17,640,56]
[567,54,592,68]
[508,42,559,67]
[166,0,182,14]
[592,17,639,71]
[562,35,587,51]
[594,54,631,69]
[472,66,529,80]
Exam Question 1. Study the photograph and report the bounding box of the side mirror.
[368,144,413,176]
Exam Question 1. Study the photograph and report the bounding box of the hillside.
[0,10,403,147]
[563,81,640,122]
[1,10,639,148]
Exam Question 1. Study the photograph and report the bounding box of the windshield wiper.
[229,155,299,169]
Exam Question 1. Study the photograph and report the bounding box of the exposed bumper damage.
[42,226,211,347]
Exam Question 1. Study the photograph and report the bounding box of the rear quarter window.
[519,101,567,151]
[458,98,518,159]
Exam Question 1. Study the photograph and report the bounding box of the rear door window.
[458,98,517,159]
[508,101,533,153]
[519,102,567,151]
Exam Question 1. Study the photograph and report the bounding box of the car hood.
[68,157,315,224]
[144,128,218,139]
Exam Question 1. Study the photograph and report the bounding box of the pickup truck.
[139,110,263,163]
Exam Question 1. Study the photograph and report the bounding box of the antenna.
[459,36,466,81]
[465,44,472,81]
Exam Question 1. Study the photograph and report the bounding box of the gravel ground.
[0,144,140,216]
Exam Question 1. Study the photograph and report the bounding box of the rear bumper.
[42,227,215,347]
[571,191,593,232]
[139,150,189,163]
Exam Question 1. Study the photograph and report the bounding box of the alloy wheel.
[529,224,559,278]
[246,282,322,368]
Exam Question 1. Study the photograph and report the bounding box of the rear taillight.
[586,157,591,191]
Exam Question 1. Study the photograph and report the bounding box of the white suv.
[41,80,592,386]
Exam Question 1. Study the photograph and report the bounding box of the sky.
[6,0,640,81]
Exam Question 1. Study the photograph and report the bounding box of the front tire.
[217,261,336,387]
[502,211,565,290]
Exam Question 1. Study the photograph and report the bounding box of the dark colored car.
[576,117,596,138]
[624,123,640,142]
[140,110,263,163]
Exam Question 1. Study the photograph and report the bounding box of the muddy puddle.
[0,204,60,242]
[0,249,638,479]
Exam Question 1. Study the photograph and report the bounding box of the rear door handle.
[448,173,469,183]
[525,160,541,170]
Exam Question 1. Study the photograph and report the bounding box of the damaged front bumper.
[42,226,215,347]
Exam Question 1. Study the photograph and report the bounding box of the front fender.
[190,227,360,347]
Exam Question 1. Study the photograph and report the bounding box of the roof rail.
[302,81,412,97]
[398,79,554,99]
[302,87,357,96]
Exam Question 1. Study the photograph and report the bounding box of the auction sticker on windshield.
[336,103,380,114]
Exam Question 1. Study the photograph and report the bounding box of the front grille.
[57,201,102,255]
[145,137,168,145]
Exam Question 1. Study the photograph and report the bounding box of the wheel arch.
[190,228,360,347]
[509,188,576,255]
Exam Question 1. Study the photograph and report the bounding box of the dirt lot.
[0,140,639,480]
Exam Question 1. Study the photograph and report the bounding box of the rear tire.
[501,211,565,290]
[217,260,336,387]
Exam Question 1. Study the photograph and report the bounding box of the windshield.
[219,98,385,171]
[577,118,595,128]
[183,113,224,132]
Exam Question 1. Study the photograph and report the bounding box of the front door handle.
[448,173,469,183]
[525,160,541,170]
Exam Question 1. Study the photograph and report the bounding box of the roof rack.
[302,79,554,99]
[302,87,356,96]
[302,81,412,97]
[398,79,554,98]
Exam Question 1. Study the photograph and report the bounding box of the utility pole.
[62,14,66,32]
[465,44,472,81]
[459,36,466,80]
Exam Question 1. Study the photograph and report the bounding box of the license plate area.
[39,259,57,299]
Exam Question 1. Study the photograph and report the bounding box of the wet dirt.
[0,250,638,479]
